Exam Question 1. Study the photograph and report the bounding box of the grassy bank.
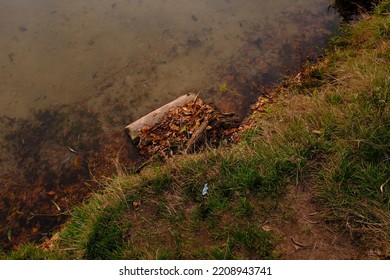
[2,1,389,260]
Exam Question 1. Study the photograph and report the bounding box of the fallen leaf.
[133,201,141,209]
[102,200,110,209]
[169,123,180,131]
[191,120,200,132]
[312,130,323,135]
[261,225,272,232]
[182,107,192,115]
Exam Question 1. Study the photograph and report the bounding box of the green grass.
[0,243,60,260]
[2,1,389,260]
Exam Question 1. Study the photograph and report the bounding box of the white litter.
[202,183,209,196]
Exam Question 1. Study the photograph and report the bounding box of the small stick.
[304,218,320,224]
[68,147,78,154]
[185,118,209,153]
[380,177,389,193]
[135,156,156,173]
[193,91,200,105]
[290,237,315,249]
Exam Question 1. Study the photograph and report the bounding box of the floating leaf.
[219,82,228,93]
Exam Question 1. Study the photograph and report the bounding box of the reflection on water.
[0,0,339,247]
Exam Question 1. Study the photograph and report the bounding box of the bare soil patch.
[267,183,365,259]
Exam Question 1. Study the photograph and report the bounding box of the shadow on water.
[329,0,380,21]
[0,106,141,249]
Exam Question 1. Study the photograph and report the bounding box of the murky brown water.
[0,0,340,248]
[1,0,339,119]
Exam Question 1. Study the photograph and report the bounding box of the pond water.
[0,0,340,120]
[0,0,339,247]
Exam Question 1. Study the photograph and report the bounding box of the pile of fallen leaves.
[134,97,240,159]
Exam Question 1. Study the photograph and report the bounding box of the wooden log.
[214,113,241,129]
[185,117,209,154]
[125,93,197,140]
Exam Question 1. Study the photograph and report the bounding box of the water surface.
[1,0,337,119]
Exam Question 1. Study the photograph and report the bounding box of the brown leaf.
[169,123,180,131]
[191,120,200,132]
[132,201,141,209]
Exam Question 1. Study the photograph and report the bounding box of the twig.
[193,91,200,105]
[135,156,157,173]
[58,247,82,251]
[313,241,318,251]
[355,220,384,226]
[27,212,66,221]
[380,177,390,193]
[304,218,320,224]
[290,237,315,249]
[67,147,78,154]
[51,200,61,211]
